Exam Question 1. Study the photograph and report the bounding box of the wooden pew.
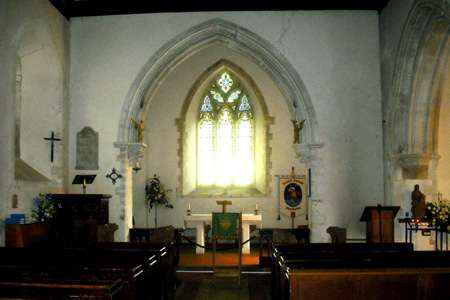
[272,242,414,258]
[279,250,450,300]
[53,242,174,300]
[0,279,124,300]
[271,243,414,300]
[130,226,181,293]
[0,246,157,300]
[45,242,172,300]
[0,261,146,300]
[1,238,177,300]
[287,267,450,300]
[130,226,180,268]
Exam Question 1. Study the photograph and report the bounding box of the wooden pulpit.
[52,194,112,244]
[360,206,399,243]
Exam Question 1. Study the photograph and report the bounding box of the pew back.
[287,267,450,300]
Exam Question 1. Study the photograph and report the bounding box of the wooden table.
[184,213,262,254]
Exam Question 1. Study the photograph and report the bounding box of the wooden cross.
[44,131,61,163]
[216,200,232,213]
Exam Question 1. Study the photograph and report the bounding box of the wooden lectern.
[360,206,400,243]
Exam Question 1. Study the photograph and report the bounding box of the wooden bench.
[271,243,414,300]
[130,226,180,268]
[259,228,310,266]
[0,278,124,300]
[277,249,450,300]
[0,259,147,300]
[44,244,168,300]
[0,245,163,300]
[68,242,175,300]
[287,267,450,300]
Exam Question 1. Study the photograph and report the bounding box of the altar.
[184,213,263,254]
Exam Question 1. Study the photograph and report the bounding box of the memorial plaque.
[76,126,99,170]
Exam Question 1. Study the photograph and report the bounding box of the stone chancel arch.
[114,18,323,242]
[117,18,319,145]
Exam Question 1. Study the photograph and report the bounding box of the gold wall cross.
[216,200,232,213]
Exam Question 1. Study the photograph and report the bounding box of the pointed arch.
[117,18,319,145]
[385,0,450,204]
[388,0,450,161]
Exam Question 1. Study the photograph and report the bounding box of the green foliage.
[145,174,173,210]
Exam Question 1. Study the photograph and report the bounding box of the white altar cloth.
[184,213,263,254]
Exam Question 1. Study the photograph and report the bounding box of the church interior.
[1,0,450,299]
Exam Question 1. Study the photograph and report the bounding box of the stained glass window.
[236,112,253,184]
[201,96,213,112]
[228,90,241,103]
[198,113,215,184]
[198,71,254,187]
[210,90,224,103]
[239,95,251,111]
[218,72,233,93]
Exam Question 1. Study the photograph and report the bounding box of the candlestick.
[223,185,228,195]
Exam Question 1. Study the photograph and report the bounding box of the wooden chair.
[212,211,242,286]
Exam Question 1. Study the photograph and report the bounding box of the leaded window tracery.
[198,71,254,186]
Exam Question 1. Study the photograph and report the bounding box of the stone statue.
[131,117,146,143]
[411,184,426,219]
[291,119,305,144]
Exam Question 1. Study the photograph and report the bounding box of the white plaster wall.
[0,0,70,246]
[70,10,384,241]
[437,65,450,198]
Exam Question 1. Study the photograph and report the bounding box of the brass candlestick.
[187,203,191,215]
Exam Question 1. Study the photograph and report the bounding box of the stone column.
[112,142,146,242]
[294,142,325,242]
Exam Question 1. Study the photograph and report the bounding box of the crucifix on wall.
[44,131,61,163]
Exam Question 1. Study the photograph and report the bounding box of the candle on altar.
[255,203,258,210]
[188,203,191,210]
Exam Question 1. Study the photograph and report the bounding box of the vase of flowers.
[425,192,450,231]
[145,174,173,227]
[31,193,59,223]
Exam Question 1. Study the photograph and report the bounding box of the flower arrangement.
[425,192,450,230]
[145,174,173,210]
[31,193,59,222]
